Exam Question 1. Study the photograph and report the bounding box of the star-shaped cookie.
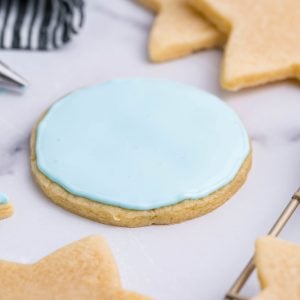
[192,0,300,90]
[138,0,224,62]
[0,236,150,300]
[253,236,300,300]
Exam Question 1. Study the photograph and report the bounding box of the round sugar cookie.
[0,193,13,220]
[31,79,251,227]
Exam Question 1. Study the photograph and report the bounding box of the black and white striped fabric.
[0,0,85,50]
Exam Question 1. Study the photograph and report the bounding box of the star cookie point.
[253,236,300,300]
[0,236,150,300]
[138,0,224,62]
[192,0,300,90]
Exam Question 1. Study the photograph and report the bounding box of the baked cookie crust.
[137,0,224,62]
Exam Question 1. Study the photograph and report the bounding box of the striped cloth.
[0,0,85,50]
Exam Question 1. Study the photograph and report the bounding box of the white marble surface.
[0,1,300,299]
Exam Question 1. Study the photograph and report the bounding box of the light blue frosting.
[0,193,8,204]
[36,79,250,210]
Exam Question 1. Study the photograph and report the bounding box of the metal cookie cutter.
[0,61,28,92]
[225,188,300,300]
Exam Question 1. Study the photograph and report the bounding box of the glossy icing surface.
[36,79,250,210]
[0,193,8,204]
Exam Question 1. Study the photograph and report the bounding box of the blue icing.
[36,79,250,210]
[0,193,8,204]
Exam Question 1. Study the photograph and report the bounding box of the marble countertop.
[0,1,300,299]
